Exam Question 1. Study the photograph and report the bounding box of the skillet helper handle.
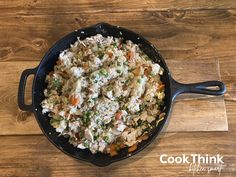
[171,78,226,100]
[18,68,37,112]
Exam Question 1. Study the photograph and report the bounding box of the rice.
[41,34,165,154]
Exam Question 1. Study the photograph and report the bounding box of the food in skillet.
[41,34,165,155]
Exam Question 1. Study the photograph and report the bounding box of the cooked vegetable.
[41,34,165,155]
[115,111,122,120]
[70,95,80,106]
[128,144,137,153]
[157,84,165,91]
[126,51,134,61]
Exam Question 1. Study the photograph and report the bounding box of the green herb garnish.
[116,69,121,74]
[113,42,118,48]
[98,51,104,59]
[104,136,109,143]
[83,141,90,148]
[51,78,62,92]
[99,68,108,77]
[50,118,60,128]
[117,61,122,66]
[82,111,93,125]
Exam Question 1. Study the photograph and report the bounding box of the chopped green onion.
[116,69,121,74]
[99,68,108,77]
[82,111,93,125]
[104,136,109,143]
[113,42,118,48]
[117,61,122,66]
[51,78,62,91]
[50,118,60,128]
[83,141,89,148]
[157,100,164,106]
[98,51,104,59]
[94,134,99,141]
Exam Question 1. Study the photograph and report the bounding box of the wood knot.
[75,17,87,27]
[15,16,26,22]
[31,38,48,51]
[16,109,32,122]
[161,11,174,18]
[0,47,13,60]
[160,10,186,21]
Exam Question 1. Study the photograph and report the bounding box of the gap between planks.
[0,10,235,62]
[0,0,236,15]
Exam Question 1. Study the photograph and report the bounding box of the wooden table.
[0,1,235,176]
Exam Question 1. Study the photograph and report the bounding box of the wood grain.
[0,0,235,15]
[0,58,227,135]
[220,58,236,102]
[166,59,228,131]
[0,0,235,176]
[0,101,234,176]
[0,122,235,177]
[168,98,228,132]
[0,61,41,135]
[167,59,221,100]
[0,10,235,61]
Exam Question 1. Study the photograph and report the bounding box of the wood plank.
[0,127,235,176]
[220,58,236,102]
[0,61,41,135]
[166,59,228,132]
[168,97,227,132]
[0,101,234,176]
[0,10,236,61]
[0,0,235,15]
[0,59,227,135]
[167,59,221,100]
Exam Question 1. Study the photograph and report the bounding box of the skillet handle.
[171,78,226,100]
[18,68,37,112]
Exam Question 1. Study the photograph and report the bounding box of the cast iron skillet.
[18,23,226,166]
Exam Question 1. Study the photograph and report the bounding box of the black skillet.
[18,23,226,166]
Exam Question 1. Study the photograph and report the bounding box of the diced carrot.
[70,95,80,106]
[157,84,165,91]
[128,144,137,153]
[110,150,118,156]
[109,144,117,151]
[126,51,134,61]
[144,66,152,76]
[137,134,149,141]
[82,62,89,70]
[119,143,126,149]
[107,52,113,58]
[115,111,122,120]
[132,67,141,76]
